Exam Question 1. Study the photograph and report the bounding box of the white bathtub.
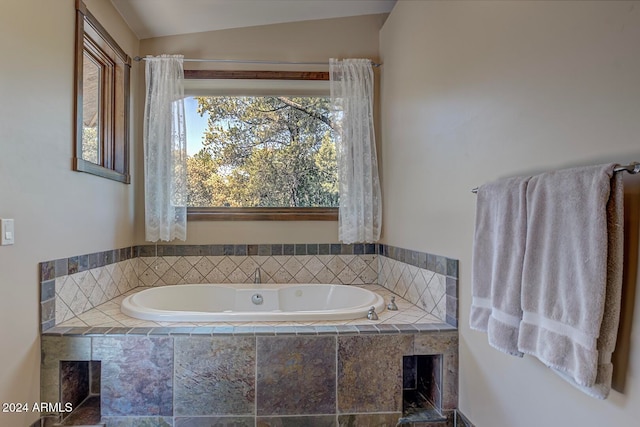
[121,283,385,322]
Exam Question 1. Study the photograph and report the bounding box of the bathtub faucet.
[254,268,261,284]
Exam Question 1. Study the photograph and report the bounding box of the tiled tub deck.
[54,285,443,330]
[41,287,458,427]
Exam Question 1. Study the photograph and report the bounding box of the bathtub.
[121,283,385,322]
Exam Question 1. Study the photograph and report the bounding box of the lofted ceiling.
[110,0,397,40]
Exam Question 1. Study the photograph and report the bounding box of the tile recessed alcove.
[401,354,447,424]
[59,361,101,426]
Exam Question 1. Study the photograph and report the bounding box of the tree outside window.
[186,95,338,209]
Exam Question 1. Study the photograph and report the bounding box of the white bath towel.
[517,163,623,398]
[470,175,530,357]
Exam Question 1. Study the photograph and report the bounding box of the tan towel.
[471,175,530,357]
[517,164,623,398]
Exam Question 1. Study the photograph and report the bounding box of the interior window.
[73,0,131,183]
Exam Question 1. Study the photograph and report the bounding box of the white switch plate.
[1,218,14,245]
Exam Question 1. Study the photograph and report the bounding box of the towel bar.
[471,161,640,193]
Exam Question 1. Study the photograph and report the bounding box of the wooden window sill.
[187,207,338,221]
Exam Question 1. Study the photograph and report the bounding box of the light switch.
[1,219,14,245]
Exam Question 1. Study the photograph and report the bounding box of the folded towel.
[517,163,623,397]
[470,175,530,357]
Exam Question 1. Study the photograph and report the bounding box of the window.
[73,0,131,183]
[184,70,338,220]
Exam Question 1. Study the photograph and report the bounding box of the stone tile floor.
[57,285,442,329]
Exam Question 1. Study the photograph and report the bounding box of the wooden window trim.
[184,70,329,81]
[188,207,338,221]
[185,69,336,221]
[74,0,131,183]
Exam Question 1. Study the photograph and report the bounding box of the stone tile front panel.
[257,336,336,416]
[174,336,255,416]
[41,329,457,426]
[337,334,413,413]
[92,336,173,416]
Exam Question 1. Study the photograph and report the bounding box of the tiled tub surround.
[40,244,459,331]
[41,328,458,427]
[378,245,459,327]
[136,253,378,288]
[38,244,460,426]
[40,247,137,331]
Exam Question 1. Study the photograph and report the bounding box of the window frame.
[73,0,131,183]
[184,69,338,221]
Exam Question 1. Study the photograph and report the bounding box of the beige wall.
[7,1,640,424]
[0,0,138,424]
[136,14,387,245]
[380,1,640,426]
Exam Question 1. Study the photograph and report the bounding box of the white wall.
[379,1,640,426]
[0,1,138,424]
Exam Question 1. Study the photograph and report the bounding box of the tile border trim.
[378,244,458,278]
[39,244,460,280]
[135,243,378,257]
[42,322,457,337]
[40,246,136,282]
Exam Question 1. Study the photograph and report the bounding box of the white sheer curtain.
[143,55,187,242]
[330,58,382,243]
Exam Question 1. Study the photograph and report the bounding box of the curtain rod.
[471,161,640,193]
[133,56,382,67]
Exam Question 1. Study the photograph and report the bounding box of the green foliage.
[187,96,338,207]
[82,126,99,164]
